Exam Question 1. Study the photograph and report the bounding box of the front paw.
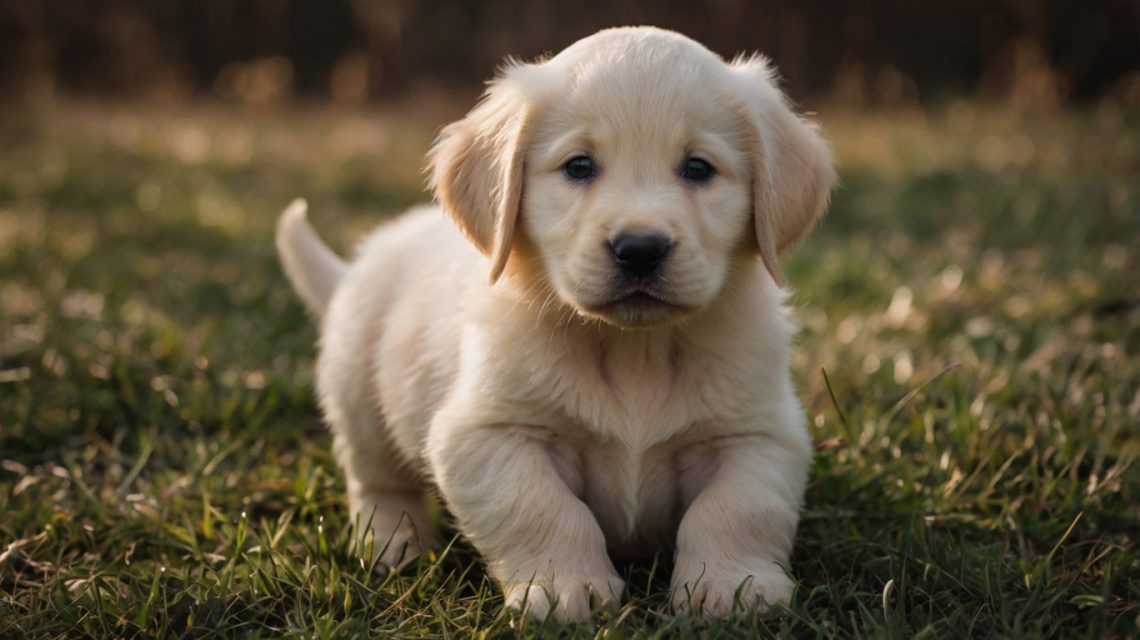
[358,510,438,571]
[671,559,793,617]
[370,524,435,570]
[504,571,625,623]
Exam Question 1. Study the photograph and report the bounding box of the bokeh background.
[1,2,1138,637]
[3,0,1139,108]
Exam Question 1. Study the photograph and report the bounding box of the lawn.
[0,99,1136,638]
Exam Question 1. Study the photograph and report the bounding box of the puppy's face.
[431,28,836,329]
[521,46,754,328]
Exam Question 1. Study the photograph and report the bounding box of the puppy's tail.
[276,199,347,317]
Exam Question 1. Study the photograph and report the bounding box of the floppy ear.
[731,56,837,287]
[428,67,533,284]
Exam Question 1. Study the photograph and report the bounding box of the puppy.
[277,26,835,622]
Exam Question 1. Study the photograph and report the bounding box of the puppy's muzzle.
[609,233,673,279]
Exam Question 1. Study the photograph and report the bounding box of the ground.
[0,99,1136,638]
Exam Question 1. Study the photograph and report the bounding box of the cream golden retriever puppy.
[277,26,835,621]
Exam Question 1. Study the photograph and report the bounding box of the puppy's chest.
[557,337,714,441]
[546,430,718,556]
[537,340,733,553]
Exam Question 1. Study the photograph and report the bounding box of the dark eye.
[681,157,715,183]
[563,155,596,181]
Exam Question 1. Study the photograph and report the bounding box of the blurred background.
[2,0,1139,108]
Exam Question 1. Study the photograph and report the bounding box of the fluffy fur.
[276,26,836,622]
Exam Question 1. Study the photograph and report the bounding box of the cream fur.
[277,26,835,622]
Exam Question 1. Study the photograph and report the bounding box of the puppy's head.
[430,27,836,329]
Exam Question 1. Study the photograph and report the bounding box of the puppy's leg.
[428,425,624,623]
[671,430,811,617]
[325,398,438,569]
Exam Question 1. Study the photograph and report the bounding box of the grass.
[0,98,1137,638]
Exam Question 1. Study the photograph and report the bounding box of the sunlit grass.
[1,100,1136,637]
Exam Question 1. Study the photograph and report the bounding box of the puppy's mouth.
[580,289,693,327]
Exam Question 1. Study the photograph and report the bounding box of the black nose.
[609,233,673,277]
